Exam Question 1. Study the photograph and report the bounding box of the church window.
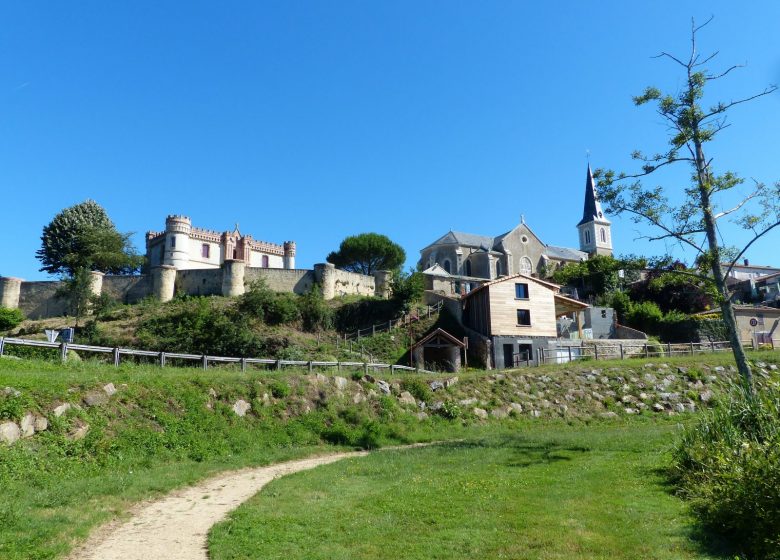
[600,228,607,243]
[520,256,533,275]
[201,244,210,258]
[443,260,451,274]
[465,260,472,276]
[262,255,269,268]
[496,260,502,276]
[584,230,591,244]
[521,235,529,244]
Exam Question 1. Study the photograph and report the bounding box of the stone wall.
[245,268,315,295]
[331,269,376,297]
[102,276,151,304]
[17,282,68,320]
[176,268,223,297]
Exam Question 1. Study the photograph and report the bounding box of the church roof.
[422,264,451,277]
[426,230,496,249]
[545,245,588,261]
[577,163,610,226]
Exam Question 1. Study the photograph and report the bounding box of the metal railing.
[342,300,443,341]
[0,336,434,374]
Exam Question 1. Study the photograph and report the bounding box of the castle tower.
[577,164,613,257]
[283,241,296,270]
[163,215,192,269]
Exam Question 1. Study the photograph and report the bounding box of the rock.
[20,413,35,438]
[352,392,366,404]
[643,363,655,369]
[208,388,218,398]
[592,392,605,401]
[102,383,117,396]
[68,420,89,441]
[530,410,542,418]
[756,361,767,368]
[315,373,328,385]
[418,401,426,411]
[429,401,444,412]
[363,374,376,383]
[444,377,459,388]
[620,395,634,404]
[509,403,523,414]
[639,392,650,402]
[684,402,697,413]
[2,386,21,397]
[261,392,271,406]
[416,412,428,421]
[490,407,509,419]
[34,415,48,432]
[83,391,109,407]
[713,366,725,373]
[473,407,488,419]
[599,412,618,419]
[398,391,416,406]
[770,364,778,371]
[674,403,686,413]
[643,373,657,383]
[699,389,714,403]
[653,403,665,412]
[376,380,391,395]
[232,399,251,417]
[53,403,72,417]
[429,380,445,392]
[333,376,348,391]
[0,422,21,445]
[624,408,638,415]
[367,389,378,398]
[459,397,478,406]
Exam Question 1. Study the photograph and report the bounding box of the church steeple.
[576,163,613,257]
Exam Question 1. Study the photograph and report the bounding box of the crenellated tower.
[164,215,192,268]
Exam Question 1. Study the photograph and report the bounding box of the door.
[503,344,514,369]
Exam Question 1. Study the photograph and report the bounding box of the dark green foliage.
[438,400,462,420]
[237,280,303,327]
[36,200,143,276]
[334,297,402,332]
[237,280,275,321]
[268,379,291,399]
[89,292,120,318]
[624,300,664,334]
[326,233,405,275]
[401,378,433,404]
[391,269,425,311]
[298,286,332,332]
[629,269,713,314]
[136,298,265,357]
[0,307,24,331]
[671,381,780,559]
[55,267,94,323]
[552,255,645,300]
[265,293,301,326]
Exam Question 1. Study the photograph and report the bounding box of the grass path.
[209,423,723,560]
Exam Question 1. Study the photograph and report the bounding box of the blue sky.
[2,1,779,280]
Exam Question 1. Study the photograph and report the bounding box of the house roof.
[545,244,588,262]
[412,328,466,350]
[461,272,562,299]
[577,163,610,226]
[421,264,451,277]
[553,293,590,316]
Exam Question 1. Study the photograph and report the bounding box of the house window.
[465,260,472,277]
[584,230,591,244]
[600,228,607,243]
[515,283,529,299]
[517,309,531,326]
[520,256,532,275]
[170,236,176,248]
[262,255,269,268]
[443,259,451,274]
[201,244,210,259]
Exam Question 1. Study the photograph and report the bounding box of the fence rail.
[342,300,444,341]
[0,337,433,374]
[537,339,772,365]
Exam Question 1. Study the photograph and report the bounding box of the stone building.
[145,215,296,271]
[419,164,611,289]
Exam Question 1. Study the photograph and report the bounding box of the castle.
[145,216,296,271]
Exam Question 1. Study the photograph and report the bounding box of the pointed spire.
[577,163,609,226]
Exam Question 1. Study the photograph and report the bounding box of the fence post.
[60,342,68,363]
[619,343,624,361]
[202,355,208,370]
[0,337,4,357]
[364,362,369,375]
[337,361,341,372]
[388,320,392,331]
[667,343,672,357]
[241,358,247,373]
[276,359,281,370]
[113,347,120,367]
[594,345,599,361]
[567,346,572,363]
[644,343,649,358]
[308,361,313,373]
[372,324,376,336]
[710,340,715,353]
[159,352,166,367]
[689,342,694,356]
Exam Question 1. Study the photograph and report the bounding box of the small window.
[519,256,532,275]
[262,255,269,268]
[584,230,591,244]
[600,228,607,243]
[170,236,176,248]
[443,260,451,273]
[517,309,531,326]
[515,283,529,299]
[201,244,210,258]
[465,260,472,276]
[496,260,502,277]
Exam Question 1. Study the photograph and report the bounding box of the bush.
[268,380,291,399]
[299,286,333,332]
[265,293,301,326]
[401,378,433,404]
[237,280,275,321]
[0,307,24,331]
[625,300,664,334]
[438,400,461,420]
[671,382,780,559]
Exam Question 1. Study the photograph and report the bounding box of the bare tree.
[596,17,779,392]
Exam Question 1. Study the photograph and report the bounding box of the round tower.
[164,215,192,269]
[0,277,23,310]
[283,241,296,270]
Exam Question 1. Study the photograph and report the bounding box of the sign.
[750,318,759,327]
[45,329,61,343]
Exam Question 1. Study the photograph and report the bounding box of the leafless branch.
[652,51,688,68]
[706,64,744,80]
[615,203,705,254]
[702,86,779,120]
[723,219,780,279]
[713,190,760,220]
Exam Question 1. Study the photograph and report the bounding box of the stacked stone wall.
[102,276,152,304]
[176,268,223,297]
[244,268,315,295]
[17,282,68,320]
[332,269,376,297]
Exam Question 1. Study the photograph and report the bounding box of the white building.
[145,215,296,270]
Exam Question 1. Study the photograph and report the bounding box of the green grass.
[209,422,722,560]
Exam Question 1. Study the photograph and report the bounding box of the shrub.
[265,293,301,326]
[401,378,433,404]
[298,286,333,332]
[438,400,461,420]
[625,300,664,334]
[671,382,780,559]
[268,380,291,399]
[237,280,275,321]
[0,307,24,331]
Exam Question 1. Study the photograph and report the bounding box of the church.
[419,164,612,292]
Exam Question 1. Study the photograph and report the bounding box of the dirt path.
[67,451,368,560]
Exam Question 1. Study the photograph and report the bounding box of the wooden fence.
[0,337,434,374]
[537,339,771,365]
[342,301,443,341]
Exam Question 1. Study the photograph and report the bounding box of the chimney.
[744,259,750,266]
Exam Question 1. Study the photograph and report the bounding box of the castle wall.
[332,269,376,297]
[102,275,152,304]
[245,268,315,295]
[176,268,224,296]
[18,282,68,320]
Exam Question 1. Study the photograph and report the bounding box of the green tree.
[55,267,94,326]
[552,255,645,299]
[37,200,143,276]
[596,18,779,391]
[326,233,405,275]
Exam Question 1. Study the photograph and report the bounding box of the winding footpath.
[66,451,368,560]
